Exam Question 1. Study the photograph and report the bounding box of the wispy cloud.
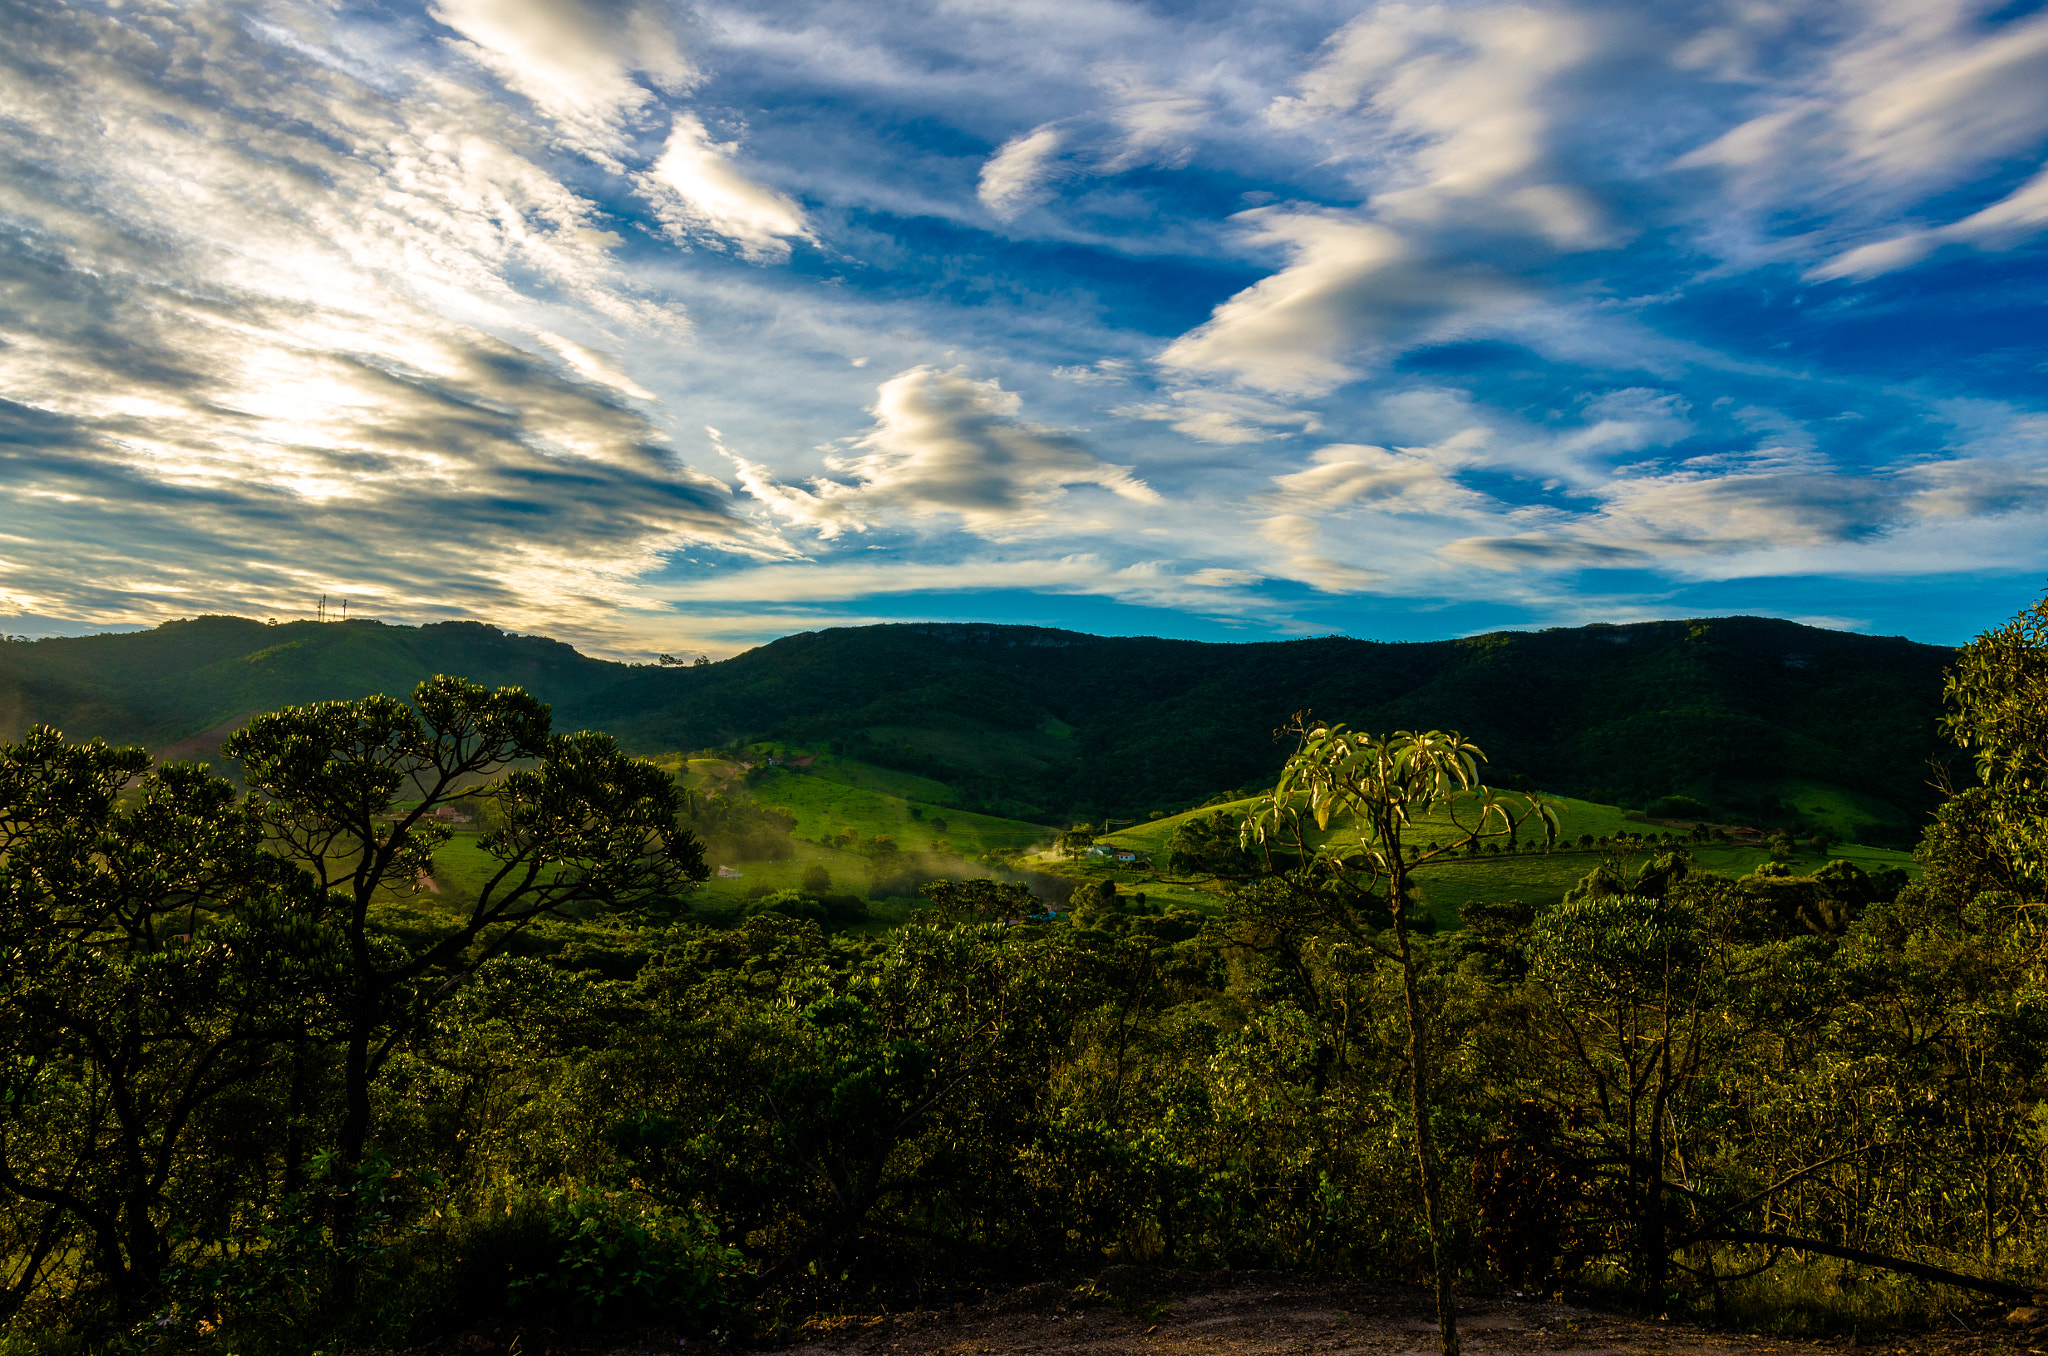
[727,366,1159,539]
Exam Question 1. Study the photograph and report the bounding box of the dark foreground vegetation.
[0,594,2041,1354]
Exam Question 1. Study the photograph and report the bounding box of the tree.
[1943,588,2048,886]
[0,729,341,1315]
[1056,825,1096,859]
[1245,720,1555,1356]
[221,677,708,1256]
[1164,810,1262,879]
[921,876,1037,925]
[1526,892,1709,1305]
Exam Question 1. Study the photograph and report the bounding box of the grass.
[1765,777,1915,838]
[744,746,965,805]
[745,761,1050,856]
[1049,790,1920,929]
[410,765,1922,933]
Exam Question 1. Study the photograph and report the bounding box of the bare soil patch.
[349,1270,2046,1356]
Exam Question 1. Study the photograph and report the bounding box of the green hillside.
[0,612,1957,837]
[1053,792,1917,928]
[0,615,625,752]
[576,618,1957,836]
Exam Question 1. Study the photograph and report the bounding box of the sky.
[2,0,2046,659]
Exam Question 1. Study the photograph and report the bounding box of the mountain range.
[0,614,1958,835]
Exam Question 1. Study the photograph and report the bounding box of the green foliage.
[744,889,869,927]
[681,791,799,863]
[1057,825,1096,858]
[919,876,1038,924]
[504,1187,742,1330]
[1164,811,1261,879]
[1943,591,2048,886]
[7,599,2048,1350]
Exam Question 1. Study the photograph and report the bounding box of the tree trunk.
[1390,885,1459,1356]
[1645,1035,1669,1307]
[330,1003,376,1307]
[0,1206,69,1326]
[281,1033,309,1200]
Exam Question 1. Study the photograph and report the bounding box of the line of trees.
[0,593,2044,1352]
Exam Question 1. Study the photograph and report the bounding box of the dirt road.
[387,1269,2038,1356]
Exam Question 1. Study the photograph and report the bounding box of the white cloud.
[1439,467,1901,575]
[1275,1,1600,240]
[638,113,815,260]
[1814,161,2048,279]
[1269,441,1485,515]
[1112,389,1321,444]
[1905,456,2048,521]
[979,125,1067,220]
[975,72,1208,223]
[1255,513,1385,593]
[1682,1,2048,275]
[1160,1,1620,399]
[729,367,1160,539]
[654,553,1265,613]
[0,0,783,652]
[1159,210,1526,396]
[535,331,657,401]
[1099,73,1206,172]
[1050,358,1137,386]
[1439,535,1649,570]
[431,0,695,161]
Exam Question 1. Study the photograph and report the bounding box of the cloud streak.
[729,366,1159,539]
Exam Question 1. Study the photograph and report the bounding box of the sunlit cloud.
[728,366,1159,539]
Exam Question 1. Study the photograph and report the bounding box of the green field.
[414,763,1920,933]
[1032,789,1919,928]
[744,758,1050,855]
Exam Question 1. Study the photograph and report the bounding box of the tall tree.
[1246,721,1555,1356]
[222,678,709,1225]
[0,729,338,1315]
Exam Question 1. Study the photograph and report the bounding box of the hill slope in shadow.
[0,614,1957,830]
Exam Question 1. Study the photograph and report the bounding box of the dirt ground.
[370,1269,2048,1356]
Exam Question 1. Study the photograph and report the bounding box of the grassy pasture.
[1053,788,1919,929]
[1764,777,1914,839]
[408,762,1921,934]
[745,762,1050,856]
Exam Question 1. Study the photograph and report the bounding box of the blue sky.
[2,0,2045,657]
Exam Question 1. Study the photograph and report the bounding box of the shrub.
[505,1187,744,1331]
[1647,794,1711,820]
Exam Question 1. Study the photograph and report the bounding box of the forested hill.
[582,619,1955,829]
[0,616,622,753]
[0,614,1955,830]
